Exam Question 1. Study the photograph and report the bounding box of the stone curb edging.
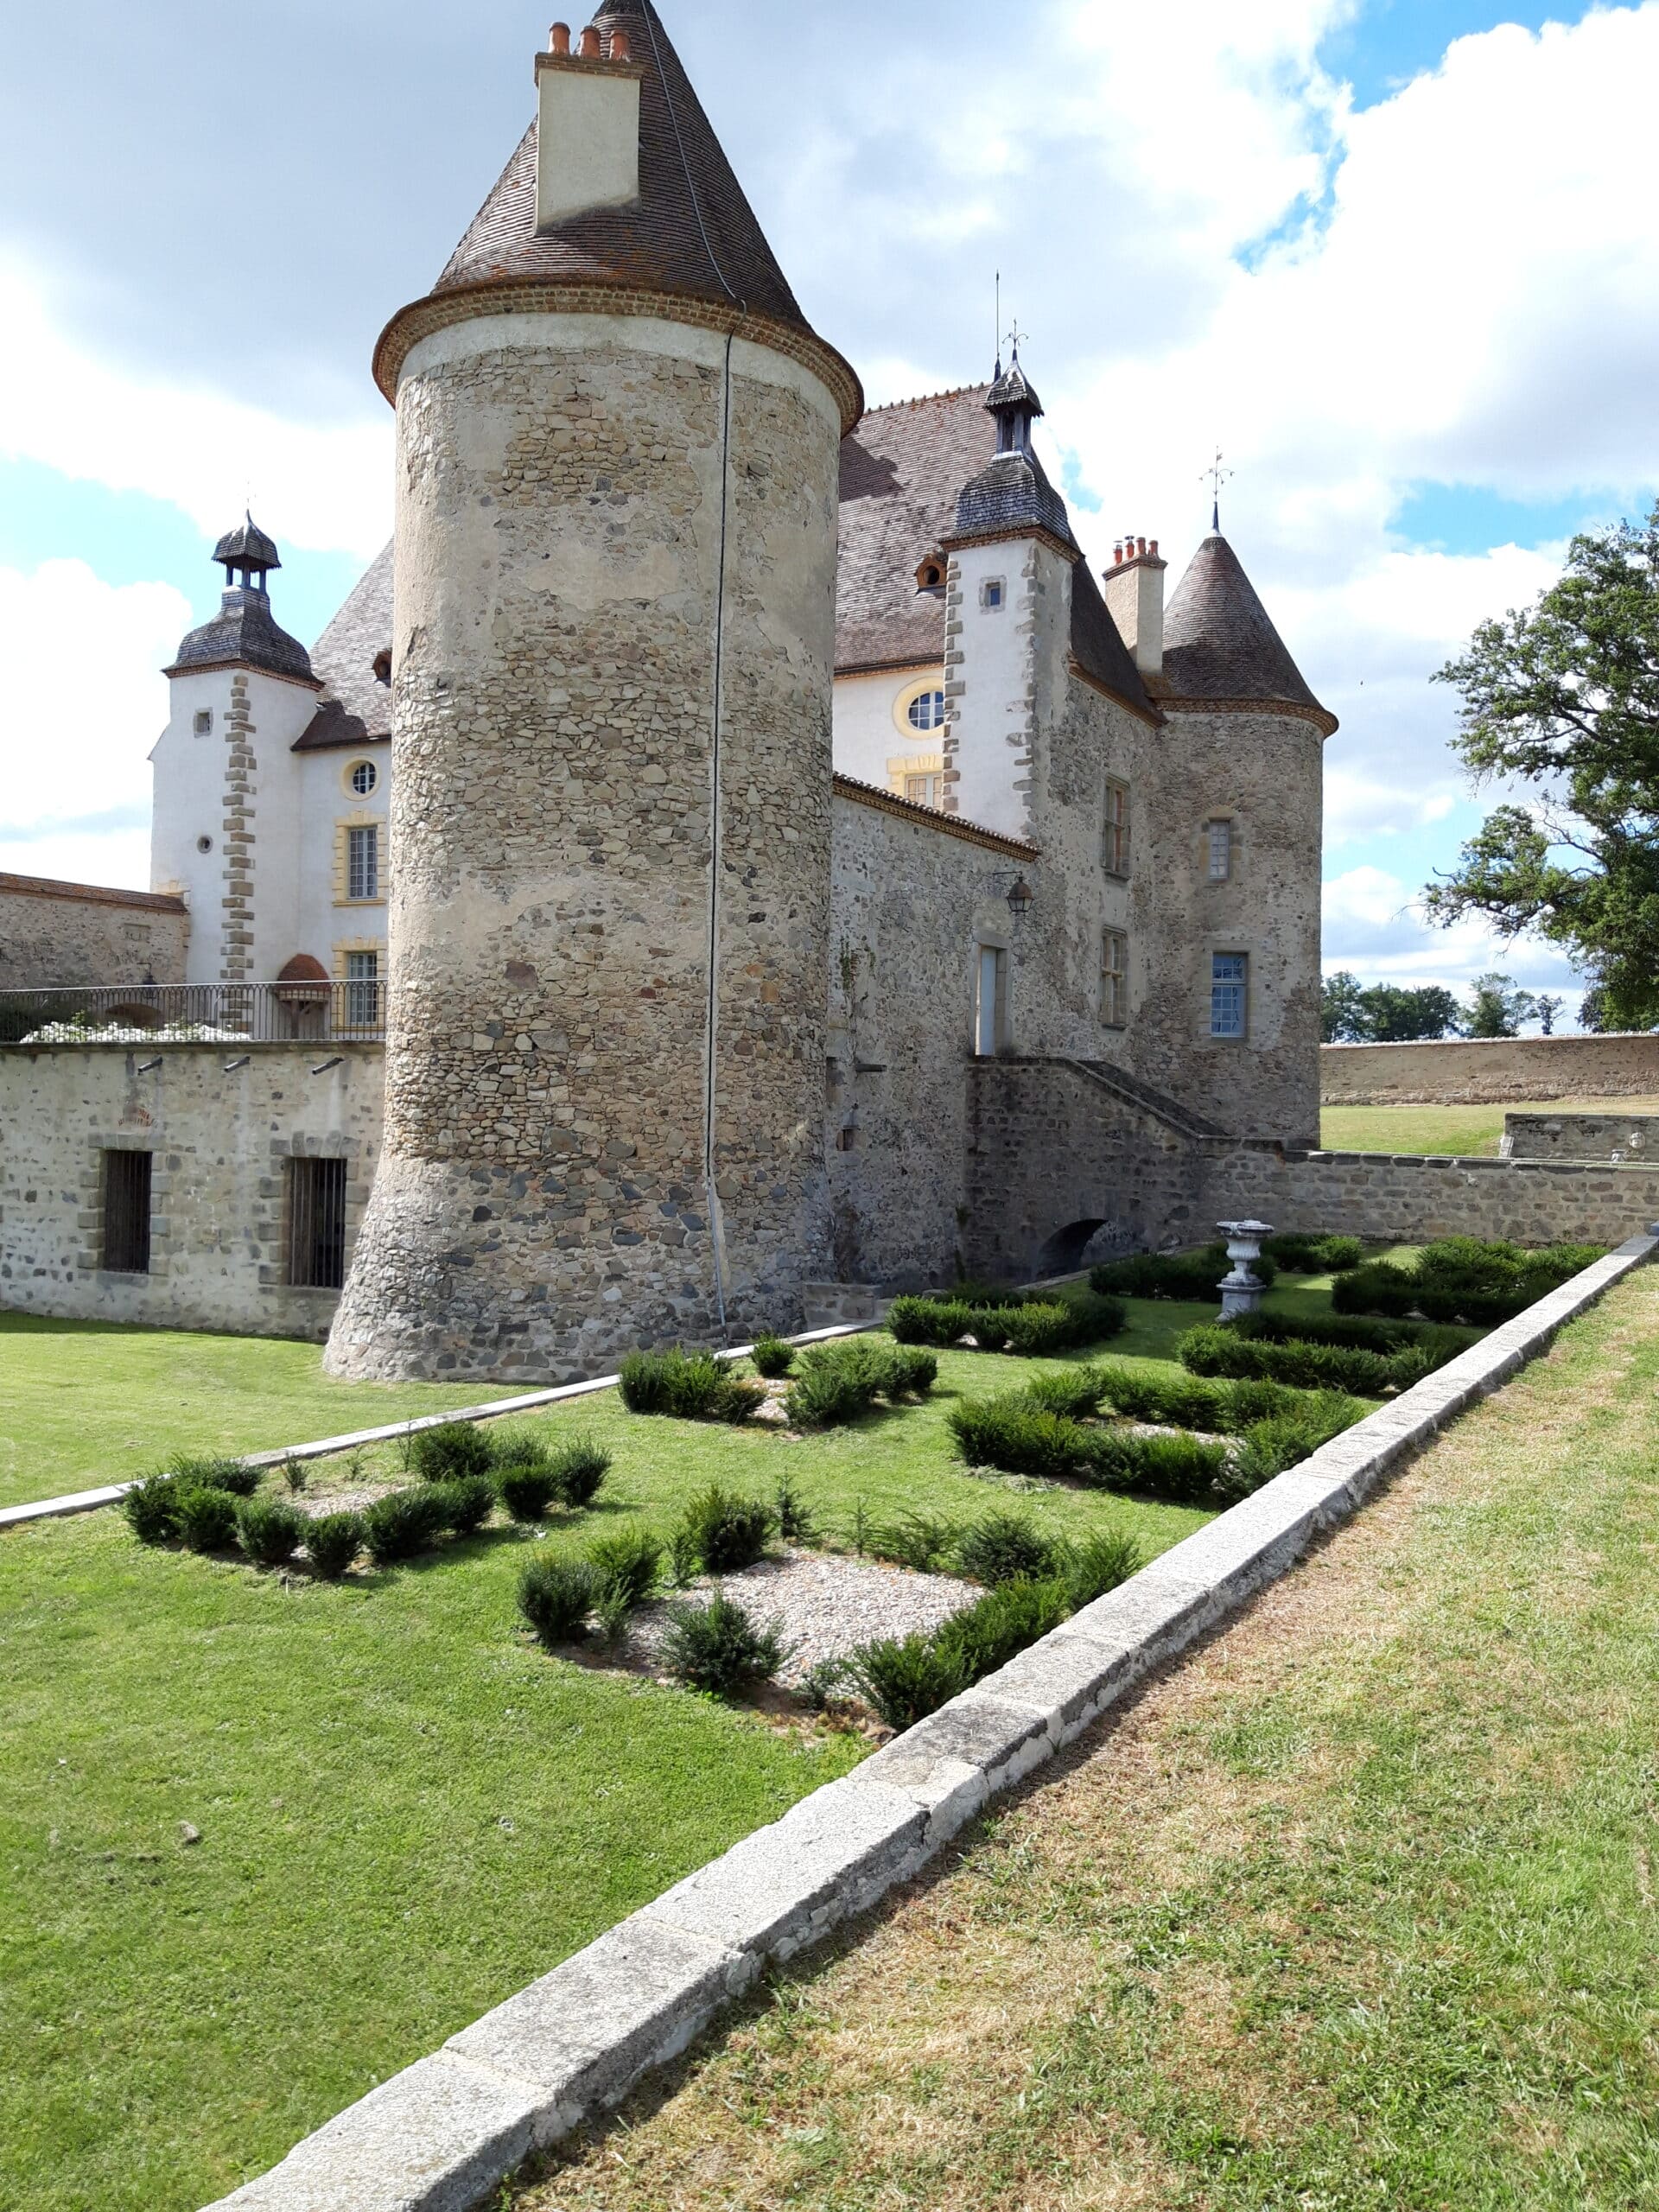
[202,1230,1659,2212]
[0,1325,874,1534]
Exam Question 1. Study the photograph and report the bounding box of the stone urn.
[1217,1220,1274,1319]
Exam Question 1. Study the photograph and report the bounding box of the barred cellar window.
[287,1158,348,1290]
[103,1150,152,1274]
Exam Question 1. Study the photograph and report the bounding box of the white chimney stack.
[1103,537,1167,678]
[535,23,645,232]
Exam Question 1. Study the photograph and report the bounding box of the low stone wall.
[1503,1112,1659,1165]
[0,873,188,992]
[1321,1033,1659,1106]
[1200,1141,1659,1249]
[0,1043,384,1340]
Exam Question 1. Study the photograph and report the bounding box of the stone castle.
[0,3,1349,1383]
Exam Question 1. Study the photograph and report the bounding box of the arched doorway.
[1034,1218,1110,1278]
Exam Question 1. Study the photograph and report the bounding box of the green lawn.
[1323,1091,1659,1159]
[508,1268,1659,2212]
[0,1314,498,1509]
[3,1287,1293,2212]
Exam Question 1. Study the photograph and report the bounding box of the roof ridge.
[861,384,991,416]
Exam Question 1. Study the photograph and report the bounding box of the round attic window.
[197,836,213,855]
[907,690,947,733]
[351,760,378,797]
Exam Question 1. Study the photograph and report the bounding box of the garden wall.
[1199,1141,1659,1249]
[1321,1034,1659,1105]
[0,872,189,992]
[0,1042,384,1339]
[1503,1112,1659,1164]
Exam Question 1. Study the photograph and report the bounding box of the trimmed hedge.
[1332,1236,1604,1326]
[236,1497,307,1568]
[1177,1324,1439,1397]
[946,1394,1229,1503]
[175,1485,238,1554]
[166,1452,261,1498]
[410,1422,494,1484]
[1262,1233,1365,1274]
[305,1512,364,1580]
[1222,1308,1433,1355]
[785,1339,939,1430]
[619,1348,766,1425]
[363,1487,449,1566]
[1089,1244,1279,1302]
[887,1292,1125,1353]
[123,1473,184,1547]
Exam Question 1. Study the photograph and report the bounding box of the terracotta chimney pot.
[608,27,631,60]
[579,25,601,56]
[550,21,571,53]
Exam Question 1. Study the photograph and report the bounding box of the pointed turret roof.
[1160,534,1336,735]
[166,522,318,687]
[373,3,860,428]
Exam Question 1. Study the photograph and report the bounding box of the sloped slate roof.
[1161,534,1335,732]
[307,541,395,742]
[213,515,281,573]
[837,387,994,672]
[435,1,802,327]
[1070,560,1155,721]
[167,588,317,687]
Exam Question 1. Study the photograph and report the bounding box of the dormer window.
[372,651,392,687]
[914,556,946,596]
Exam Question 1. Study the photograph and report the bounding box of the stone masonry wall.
[0,1044,383,1339]
[828,791,1034,1289]
[1322,1034,1659,1105]
[0,877,188,994]
[327,313,843,1384]
[1198,1141,1659,1250]
[1503,1113,1659,1164]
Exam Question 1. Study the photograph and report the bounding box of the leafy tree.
[1465,972,1537,1039]
[1536,994,1565,1036]
[1359,984,1463,1042]
[1322,972,1462,1043]
[1580,987,1608,1033]
[1321,971,1368,1043]
[1424,506,1659,1027]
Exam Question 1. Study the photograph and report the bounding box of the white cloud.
[0,559,187,888]
[0,256,391,561]
[1321,863,1585,1012]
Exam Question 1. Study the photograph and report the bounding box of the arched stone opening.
[1034,1218,1109,1278]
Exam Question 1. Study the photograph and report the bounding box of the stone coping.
[200,1230,1659,2211]
[0,1325,872,1535]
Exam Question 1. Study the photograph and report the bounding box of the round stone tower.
[327,3,861,1383]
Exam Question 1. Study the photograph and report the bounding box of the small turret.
[167,516,314,686]
[948,352,1073,550]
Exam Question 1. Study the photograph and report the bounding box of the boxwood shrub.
[751,1334,798,1380]
[785,1339,939,1430]
[887,1293,1124,1353]
[363,1486,448,1566]
[1177,1325,1403,1396]
[1332,1237,1603,1326]
[175,1485,238,1553]
[1262,1233,1365,1274]
[410,1422,494,1484]
[167,1452,261,1498]
[122,1473,183,1547]
[677,1484,776,1573]
[955,1511,1062,1588]
[550,1438,611,1510]
[236,1497,307,1568]
[518,1555,597,1647]
[498,1465,562,1524]
[661,1595,785,1694]
[305,1511,364,1580]
[432,1475,496,1537]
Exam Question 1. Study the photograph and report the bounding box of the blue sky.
[2,0,1655,1026]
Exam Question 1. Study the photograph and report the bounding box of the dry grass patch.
[512,1269,1659,2212]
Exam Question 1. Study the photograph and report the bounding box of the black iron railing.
[0,982,385,1046]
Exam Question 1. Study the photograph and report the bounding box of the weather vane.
[1204,447,1233,532]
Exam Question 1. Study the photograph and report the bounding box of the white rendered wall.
[946,538,1071,842]
[151,668,317,986]
[831,667,947,792]
[296,746,391,978]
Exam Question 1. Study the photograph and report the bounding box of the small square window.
[1101,931,1128,1029]
[194,710,213,737]
[1207,818,1234,882]
[1211,952,1248,1039]
[981,578,1006,611]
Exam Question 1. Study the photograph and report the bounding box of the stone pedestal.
[1217,1219,1274,1319]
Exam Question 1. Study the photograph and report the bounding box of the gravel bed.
[623,1548,981,1688]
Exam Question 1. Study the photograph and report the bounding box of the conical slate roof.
[1160,534,1336,734]
[374,3,860,425]
[213,515,281,575]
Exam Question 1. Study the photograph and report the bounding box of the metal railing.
[0,982,385,1046]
